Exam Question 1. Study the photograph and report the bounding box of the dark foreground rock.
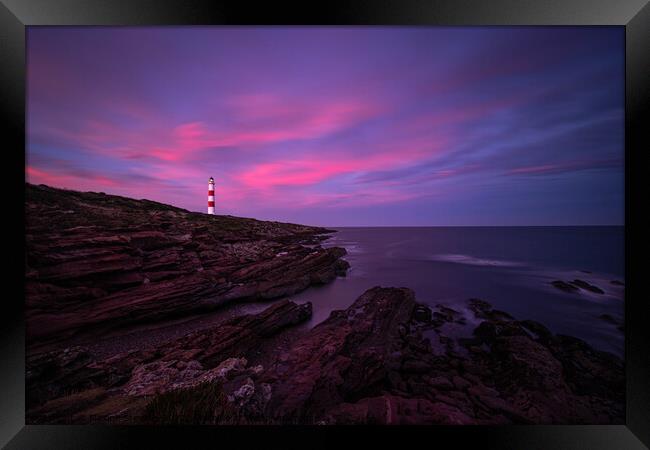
[27,287,624,425]
[26,184,348,350]
[551,279,605,295]
[27,299,312,423]
[551,280,580,293]
[260,288,624,424]
[569,279,605,294]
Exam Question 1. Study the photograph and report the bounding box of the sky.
[26,27,624,226]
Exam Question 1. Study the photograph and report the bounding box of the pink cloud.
[236,141,446,192]
[222,95,383,143]
[26,166,119,190]
[237,161,354,188]
[173,122,207,140]
[90,96,385,163]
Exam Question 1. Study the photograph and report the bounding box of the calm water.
[290,226,625,357]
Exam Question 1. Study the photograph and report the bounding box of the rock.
[214,357,248,379]
[487,309,514,321]
[228,377,256,405]
[464,300,623,424]
[402,359,432,373]
[550,279,605,295]
[258,287,622,425]
[519,320,553,342]
[598,314,618,325]
[452,375,471,390]
[431,305,461,324]
[548,334,624,401]
[468,390,533,424]
[26,346,107,409]
[551,280,580,293]
[413,305,432,323]
[126,299,312,370]
[124,359,204,396]
[26,183,347,349]
[425,376,453,390]
[263,287,416,421]
[473,322,497,340]
[468,299,492,313]
[569,279,604,294]
[26,282,625,426]
[26,299,311,413]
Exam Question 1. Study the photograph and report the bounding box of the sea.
[290,226,625,358]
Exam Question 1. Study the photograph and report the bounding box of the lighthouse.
[208,177,215,215]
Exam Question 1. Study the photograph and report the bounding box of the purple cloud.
[26,27,624,225]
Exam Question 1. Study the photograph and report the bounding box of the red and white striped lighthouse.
[208,177,215,214]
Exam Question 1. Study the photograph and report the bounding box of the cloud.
[25,27,624,225]
[26,165,119,190]
[506,159,622,176]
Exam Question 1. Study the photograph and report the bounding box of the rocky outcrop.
[26,299,312,423]
[261,287,417,421]
[25,183,348,349]
[551,279,605,294]
[551,280,580,293]
[569,279,605,294]
[26,299,311,409]
[26,287,624,425]
[260,287,624,425]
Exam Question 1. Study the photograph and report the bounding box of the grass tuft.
[142,382,241,425]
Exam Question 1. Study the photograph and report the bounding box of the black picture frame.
[2,1,648,448]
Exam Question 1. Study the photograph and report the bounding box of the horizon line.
[26,183,624,229]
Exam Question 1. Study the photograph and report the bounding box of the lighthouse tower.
[208,177,215,215]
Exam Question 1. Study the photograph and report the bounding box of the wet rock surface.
[27,287,624,425]
[26,183,348,350]
[569,279,605,294]
[551,279,606,295]
[258,288,624,424]
[551,280,580,293]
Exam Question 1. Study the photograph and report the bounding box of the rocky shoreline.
[26,287,624,425]
[26,183,348,352]
[25,184,624,425]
